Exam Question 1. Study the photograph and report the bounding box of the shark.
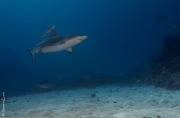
[27,29,87,62]
[36,25,56,38]
[35,80,53,89]
[45,25,56,33]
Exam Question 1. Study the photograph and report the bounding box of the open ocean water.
[0,0,180,118]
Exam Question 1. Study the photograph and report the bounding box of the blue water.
[0,0,180,95]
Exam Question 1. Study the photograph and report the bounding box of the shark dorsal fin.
[50,29,58,37]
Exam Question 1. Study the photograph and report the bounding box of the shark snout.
[79,35,87,41]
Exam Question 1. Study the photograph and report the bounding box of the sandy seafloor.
[2,84,180,118]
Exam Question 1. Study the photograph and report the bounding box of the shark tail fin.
[27,48,34,62]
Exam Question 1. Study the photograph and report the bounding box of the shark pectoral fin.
[66,47,72,54]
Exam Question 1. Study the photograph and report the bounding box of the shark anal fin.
[66,47,72,54]
[50,29,58,37]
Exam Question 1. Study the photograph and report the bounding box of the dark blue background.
[0,0,180,94]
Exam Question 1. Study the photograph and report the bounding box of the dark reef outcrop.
[52,72,122,90]
[125,34,180,90]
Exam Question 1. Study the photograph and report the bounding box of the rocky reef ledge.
[124,34,180,90]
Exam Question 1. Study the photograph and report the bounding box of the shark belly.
[41,40,81,53]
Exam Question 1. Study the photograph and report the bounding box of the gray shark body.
[28,29,87,62]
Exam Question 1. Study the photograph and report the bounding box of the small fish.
[91,93,96,97]
[173,22,180,33]
[35,80,53,89]
[155,15,165,24]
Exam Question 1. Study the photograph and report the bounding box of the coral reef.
[125,34,180,90]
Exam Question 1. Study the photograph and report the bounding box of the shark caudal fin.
[27,48,34,62]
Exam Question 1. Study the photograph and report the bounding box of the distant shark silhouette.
[27,29,87,62]
[35,80,53,89]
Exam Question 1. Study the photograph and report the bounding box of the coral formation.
[125,34,180,90]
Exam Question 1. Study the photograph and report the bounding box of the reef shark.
[27,29,87,62]
[36,25,56,38]
[35,80,53,89]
